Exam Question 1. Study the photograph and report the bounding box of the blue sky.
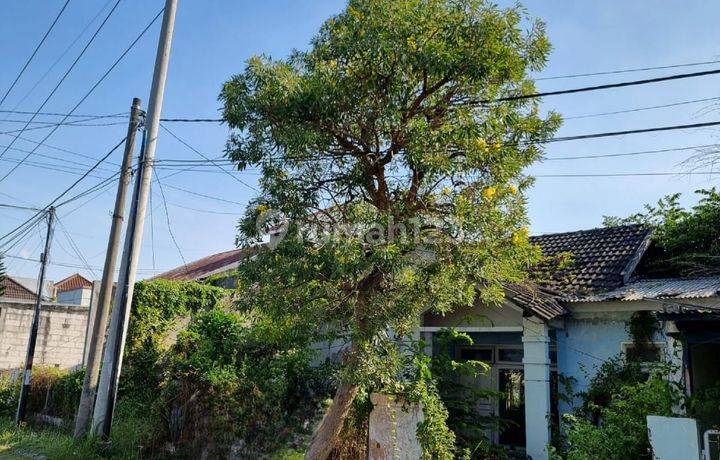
[1,0,719,282]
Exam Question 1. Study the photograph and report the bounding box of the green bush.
[120,279,228,395]
[0,374,19,418]
[561,369,680,460]
[154,308,331,457]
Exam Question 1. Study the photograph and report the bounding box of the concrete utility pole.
[73,98,143,438]
[16,207,55,424]
[91,0,177,440]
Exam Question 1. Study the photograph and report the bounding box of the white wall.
[0,300,89,370]
[56,287,92,307]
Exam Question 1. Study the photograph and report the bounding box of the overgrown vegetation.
[604,187,720,277]
[431,329,510,459]
[221,0,560,455]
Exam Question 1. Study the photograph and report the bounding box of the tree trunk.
[305,383,359,460]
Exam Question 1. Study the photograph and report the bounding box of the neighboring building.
[54,273,93,306]
[0,274,92,371]
[0,276,55,302]
[153,247,258,288]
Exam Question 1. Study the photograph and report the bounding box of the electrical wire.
[0,0,71,107]
[0,137,126,246]
[153,175,189,275]
[0,0,123,161]
[562,96,720,120]
[0,6,164,183]
[56,215,99,278]
[160,123,259,191]
[537,58,720,81]
[484,68,720,104]
[0,0,116,119]
[544,143,720,161]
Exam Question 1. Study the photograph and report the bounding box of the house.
[420,224,720,459]
[0,274,92,370]
[54,273,93,306]
[0,275,55,302]
[153,247,258,288]
[154,225,720,459]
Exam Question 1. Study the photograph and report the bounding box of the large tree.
[221,0,559,457]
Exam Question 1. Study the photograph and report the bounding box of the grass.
[0,399,154,460]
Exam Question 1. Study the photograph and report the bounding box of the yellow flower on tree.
[482,187,496,201]
[512,227,529,244]
[406,37,418,51]
[257,204,269,213]
[508,185,518,195]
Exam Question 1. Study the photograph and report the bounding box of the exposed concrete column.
[522,316,551,460]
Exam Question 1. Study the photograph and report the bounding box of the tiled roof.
[153,247,259,281]
[568,277,720,303]
[54,273,92,292]
[530,224,651,296]
[8,276,55,300]
[505,284,568,320]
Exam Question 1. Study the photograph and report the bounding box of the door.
[498,368,526,447]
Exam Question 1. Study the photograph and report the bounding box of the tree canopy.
[604,188,720,277]
[220,0,559,457]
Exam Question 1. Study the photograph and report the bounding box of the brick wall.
[0,299,89,370]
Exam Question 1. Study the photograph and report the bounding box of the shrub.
[0,373,19,418]
[154,308,331,457]
[120,279,229,395]
[561,368,681,460]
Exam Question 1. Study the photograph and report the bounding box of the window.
[622,342,664,364]
[497,347,523,363]
[458,347,493,363]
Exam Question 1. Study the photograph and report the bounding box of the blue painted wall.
[555,313,667,415]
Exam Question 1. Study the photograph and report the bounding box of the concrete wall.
[555,307,669,414]
[0,299,90,370]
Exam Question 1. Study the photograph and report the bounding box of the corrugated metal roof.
[566,277,720,302]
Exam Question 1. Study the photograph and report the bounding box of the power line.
[2,253,165,274]
[160,117,222,123]
[167,202,243,215]
[161,182,246,206]
[544,143,720,161]
[0,137,126,246]
[486,68,720,104]
[56,215,99,279]
[160,123,259,191]
[1,131,122,166]
[1,0,116,119]
[536,59,720,81]
[0,0,123,161]
[154,175,190,275]
[563,96,720,120]
[0,204,43,212]
[0,0,71,107]
[535,171,720,178]
[0,6,163,184]
[546,120,720,144]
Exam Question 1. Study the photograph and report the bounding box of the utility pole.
[91,0,177,440]
[73,98,142,438]
[16,207,55,424]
